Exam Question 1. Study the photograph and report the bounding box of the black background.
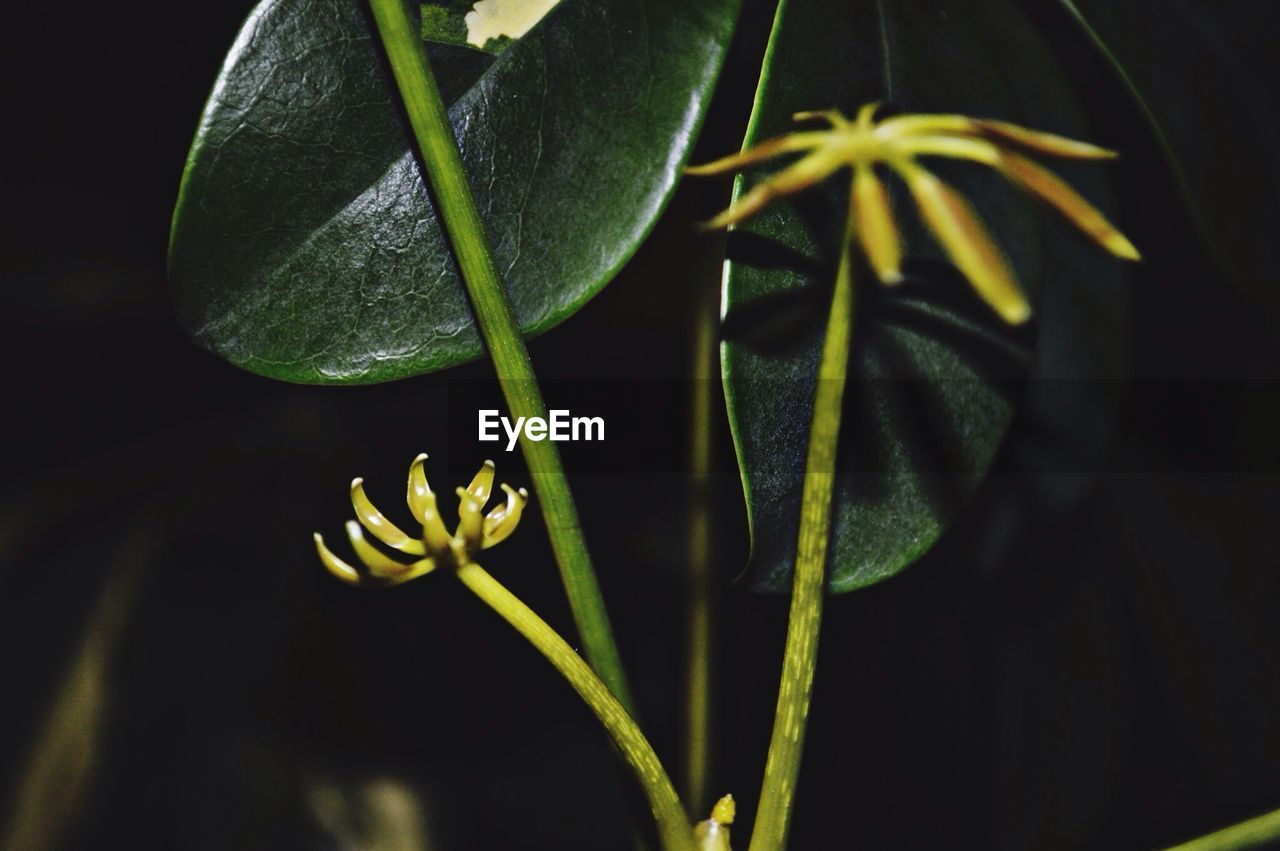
[3,0,1280,848]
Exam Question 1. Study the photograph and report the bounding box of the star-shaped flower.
[315,455,528,587]
[688,103,1140,324]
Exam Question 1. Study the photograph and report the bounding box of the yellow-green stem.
[747,197,857,851]
[366,0,632,710]
[685,278,719,813]
[1165,807,1280,851]
[454,561,694,851]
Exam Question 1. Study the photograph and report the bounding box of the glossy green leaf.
[169,0,739,384]
[1059,0,1280,310]
[722,0,1129,593]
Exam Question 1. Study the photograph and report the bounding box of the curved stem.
[366,0,633,710]
[1165,807,1280,851]
[454,561,694,851]
[747,194,858,851]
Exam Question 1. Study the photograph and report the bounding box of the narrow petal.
[455,487,483,549]
[684,133,823,177]
[314,533,363,587]
[976,120,1117,160]
[854,101,881,128]
[466,460,495,503]
[399,560,437,583]
[345,520,416,579]
[892,135,1002,166]
[704,149,844,229]
[419,489,453,554]
[351,478,426,555]
[483,484,529,549]
[853,164,903,284]
[894,161,1030,324]
[879,114,1117,159]
[792,109,849,128]
[998,152,1141,260]
[406,453,432,519]
[876,114,975,140]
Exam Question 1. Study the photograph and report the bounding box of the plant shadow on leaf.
[723,193,1032,590]
[722,0,1130,594]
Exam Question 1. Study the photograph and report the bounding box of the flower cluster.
[689,103,1141,324]
[315,455,528,587]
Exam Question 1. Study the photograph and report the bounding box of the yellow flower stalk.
[688,102,1141,324]
[315,456,696,851]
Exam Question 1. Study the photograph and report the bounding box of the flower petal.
[466,460,495,503]
[314,533,363,587]
[704,149,845,230]
[482,484,529,549]
[876,113,976,140]
[976,119,1118,160]
[853,163,903,284]
[997,152,1140,260]
[351,478,426,555]
[455,487,483,549]
[793,109,850,128]
[419,489,453,554]
[345,520,420,579]
[892,135,1002,166]
[684,132,823,177]
[406,453,432,519]
[894,161,1030,324]
[878,114,1116,159]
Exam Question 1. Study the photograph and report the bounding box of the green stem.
[747,197,857,851]
[684,277,719,814]
[366,0,633,710]
[1165,807,1280,851]
[454,561,694,851]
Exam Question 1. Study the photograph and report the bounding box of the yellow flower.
[688,103,1141,324]
[314,455,528,587]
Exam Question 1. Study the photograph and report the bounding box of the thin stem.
[366,0,633,710]
[747,196,858,851]
[454,561,695,851]
[1165,807,1280,851]
[684,276,719,813]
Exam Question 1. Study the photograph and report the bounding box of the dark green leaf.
[723,0,1129,593]
[169,0,739,383]
[1058,0,1280,310]
[419,4,475,52]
